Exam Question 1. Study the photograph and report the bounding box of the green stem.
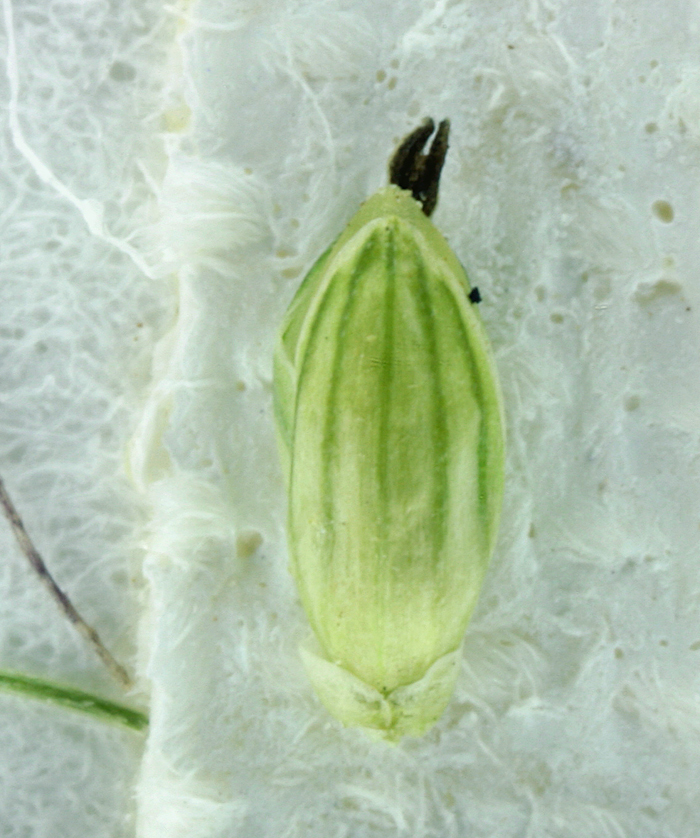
[0,670,148,732]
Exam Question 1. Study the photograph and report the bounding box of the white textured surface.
[0,0,172,835]
[3,0,700,837]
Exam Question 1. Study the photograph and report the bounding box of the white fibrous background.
[1,1,700,837]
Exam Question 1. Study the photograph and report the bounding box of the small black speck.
[469,287,482,304]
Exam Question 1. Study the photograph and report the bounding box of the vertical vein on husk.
[315,231,381,635]
[435,281,491,551]
[376,222,396,679]
[290,234,376,634]
[412,236,448,569]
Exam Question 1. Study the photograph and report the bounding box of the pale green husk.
[274,185,505,740]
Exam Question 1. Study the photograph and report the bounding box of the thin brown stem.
[0,474,133,690]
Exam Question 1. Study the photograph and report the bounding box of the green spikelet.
[273,120,505,740]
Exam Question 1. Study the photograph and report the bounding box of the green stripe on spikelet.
[273,184,505,740]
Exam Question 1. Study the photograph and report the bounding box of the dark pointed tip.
[388,118,451,216]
